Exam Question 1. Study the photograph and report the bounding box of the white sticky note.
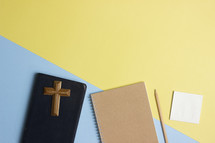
[170,91,203,124]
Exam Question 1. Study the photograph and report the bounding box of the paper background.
[0,36,198,143]
[1,1,214,141]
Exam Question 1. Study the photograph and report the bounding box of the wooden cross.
[44,81,71,116]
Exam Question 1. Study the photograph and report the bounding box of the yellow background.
[1,0,215,142]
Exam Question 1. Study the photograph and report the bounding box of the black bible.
[21,73,87,143]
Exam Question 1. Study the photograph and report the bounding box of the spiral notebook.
[91,82,158,143]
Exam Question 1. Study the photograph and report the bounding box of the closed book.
[21,73,86,143]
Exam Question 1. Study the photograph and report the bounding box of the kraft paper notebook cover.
[91,82,158,143]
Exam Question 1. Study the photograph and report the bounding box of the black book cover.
[21,73,87,143]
